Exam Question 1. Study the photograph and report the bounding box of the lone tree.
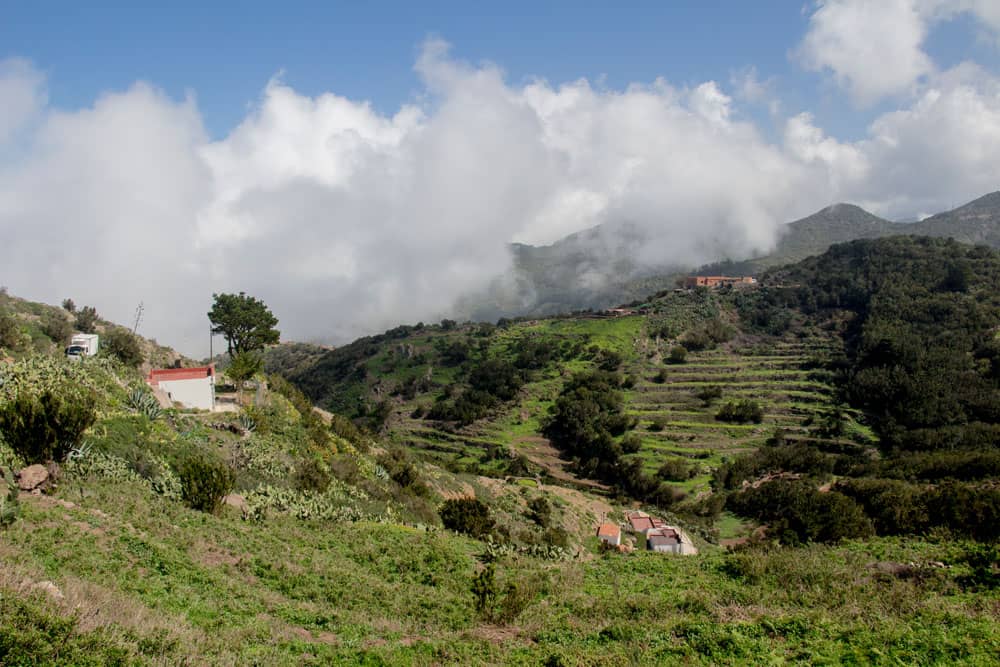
[208,292,280,357]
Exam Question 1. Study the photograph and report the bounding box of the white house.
[597,523,621,547]
[147,365,215,410]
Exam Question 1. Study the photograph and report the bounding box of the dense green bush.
[658,458,694,481]
[0,310,21,350]
[620,433,642,454]
[40,313,72,346]
[527,497,551,528]
[102,329,143,367]
[716,400,764,424]
[728,480,873,544]
[439,497,495,539]
[0,471,19,528]
[696,385,723,405]
[177,454,234,513]
[666,345,688,364]
[293,457,331,493]
[74,305,98,334]
[0,389,96,463]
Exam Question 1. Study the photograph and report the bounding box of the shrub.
[61,298,76,312]
[0,310,20,350]
[74,306,99,334]
[40,313,72,346]
[648,416,667,432]
[716,400,764,424]
[227,351,263,387]
[666,345,688,364]
[177,454,234,513]
[593,349,623,371]
[471,563,499,617]
[652,369,668,384]
[0,471,20,528]
[620,433,643,454]
[658,458,694,481]
[293,457,331,493]
[542,526,570,548]
[527,496,552,528]
[439,497,495,538]
[0,389,96,463]
[696,385,723,405]
[103,329,144,367]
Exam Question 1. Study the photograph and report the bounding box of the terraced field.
[381,314,871,498]
[623,335,872,491]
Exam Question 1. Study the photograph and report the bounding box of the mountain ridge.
[490,191,1000,316]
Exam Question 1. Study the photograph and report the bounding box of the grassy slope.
[3,279,999,664]
[4,479,999,665]
[300,291,858,508]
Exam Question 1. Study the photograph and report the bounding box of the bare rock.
[16,464,49,492]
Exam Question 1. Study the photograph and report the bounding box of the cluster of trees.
[772,237,1000,451]
[716,238,1000,544]
[727,479,874,545]
[679,318,734,351]
[727,475,1000,543]
[543,371,681,506]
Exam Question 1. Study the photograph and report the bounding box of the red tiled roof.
[648,533,680,546]
[597,523,620,538]
[147,365,214,386]
[629,516,655,532]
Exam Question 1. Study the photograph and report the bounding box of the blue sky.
[6,2,995,140]
[2,1,1000,353]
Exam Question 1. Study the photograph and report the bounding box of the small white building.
[597,523,621,547]
[147,365,215,410]
[646,527,698,555]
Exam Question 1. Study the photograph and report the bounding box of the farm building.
[646,527,698,555]
[682,275,756,289]
[626,511,667,535]
[147,365,215,410]
[596,523,621,547]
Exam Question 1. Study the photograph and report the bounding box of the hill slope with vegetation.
[2,235,1000,664]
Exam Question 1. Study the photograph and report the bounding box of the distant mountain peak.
[951,190,1000,213]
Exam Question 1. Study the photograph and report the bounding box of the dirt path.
[513,436,610,492]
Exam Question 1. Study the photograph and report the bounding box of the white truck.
[66,333,99,358]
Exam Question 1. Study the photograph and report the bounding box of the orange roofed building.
[596,523,621,547]
[146,365,215,410]
[683,275,756,289]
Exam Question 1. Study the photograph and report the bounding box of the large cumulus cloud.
[1,33,999,355]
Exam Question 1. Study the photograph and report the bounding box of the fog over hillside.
[3,28,1000,354]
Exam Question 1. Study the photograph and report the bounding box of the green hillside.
[2,236,1000,664]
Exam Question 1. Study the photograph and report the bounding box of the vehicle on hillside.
[66,333,99,358]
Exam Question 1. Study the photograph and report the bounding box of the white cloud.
[797,0,1000,105]
[797,0,933,105]
[0,59,46,144]
[1,37,999,355]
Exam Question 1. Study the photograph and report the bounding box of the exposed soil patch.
[513,436,609,491]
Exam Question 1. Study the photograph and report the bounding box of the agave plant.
[126,387,162,421]
[238,412,257,434]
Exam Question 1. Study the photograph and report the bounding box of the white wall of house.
[158,377,215,410]
[598,533,621,546]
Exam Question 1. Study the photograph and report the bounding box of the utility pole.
[131,301,144,335]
